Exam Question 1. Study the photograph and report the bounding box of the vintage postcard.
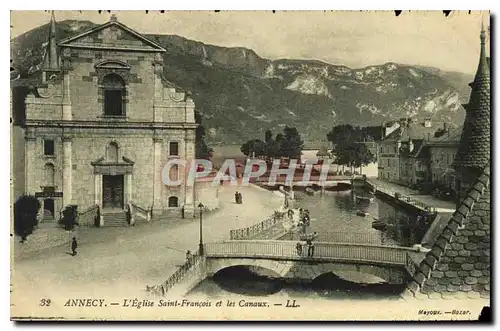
[10,10,491,321]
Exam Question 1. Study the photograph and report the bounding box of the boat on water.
[305,187,315,196]
[371,219,387,230]
[356,210,370,217]
[355,195,375,203]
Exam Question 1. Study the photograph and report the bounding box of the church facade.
[19,14,198,222]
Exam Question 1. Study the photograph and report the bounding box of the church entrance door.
[102,175,124,209]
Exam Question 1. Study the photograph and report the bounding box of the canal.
[186,187,426,301]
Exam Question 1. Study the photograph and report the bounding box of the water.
[187,187,426,301]
[292,188,425,247]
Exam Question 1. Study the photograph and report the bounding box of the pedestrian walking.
[71,237,78,256]
[238,192,243,204]
[296,242,303,256]
[307,240,315,257]
[186,250,193,267]
[235,191,240,204]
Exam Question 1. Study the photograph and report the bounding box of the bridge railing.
[279,231,400,246]
[205,240,414,266]
[147,249,205,297]
[229,216,282,240]
[368,181,437,213]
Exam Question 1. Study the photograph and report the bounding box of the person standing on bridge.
[306,239,315,257]
[296,242,303,256]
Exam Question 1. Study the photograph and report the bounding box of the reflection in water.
[187,188,423,300]
[188,266,406,301]
[294,188,427,247]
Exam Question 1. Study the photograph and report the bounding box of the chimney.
[424,118,432,128]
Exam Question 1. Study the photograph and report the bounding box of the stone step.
[102,212,129,227]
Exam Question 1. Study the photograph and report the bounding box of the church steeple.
[41,11,59,73]
[453,21,491,173]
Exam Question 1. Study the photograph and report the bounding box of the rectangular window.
[169,142,179,156]
[44,140,55,156]
[104,90,124,116]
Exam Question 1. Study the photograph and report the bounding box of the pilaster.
[94,174,102,208]
[62,69,72,121]
[24,128,37,195]
[62,135,73,206]
[152,134,163,213]
[183,129,196,217]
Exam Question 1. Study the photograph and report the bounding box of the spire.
[41,10,59,72]
[474,20,489,82]
[453,22,491,171]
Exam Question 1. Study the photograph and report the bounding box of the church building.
[15,13,199,224]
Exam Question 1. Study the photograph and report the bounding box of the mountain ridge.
[11,19,473,144]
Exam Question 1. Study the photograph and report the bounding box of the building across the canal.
[11,13,200,221]
[378,117,444,184]
[426,125,462,192]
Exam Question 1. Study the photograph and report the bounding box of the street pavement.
[11,183,284,304]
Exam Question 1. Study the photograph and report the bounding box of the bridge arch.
[206,258,407,284]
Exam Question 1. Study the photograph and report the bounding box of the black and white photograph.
[9,10,491,321]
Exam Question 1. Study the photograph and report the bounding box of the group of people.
[298,208,311,226]
[234,191,243,204]
[295,232,318,257]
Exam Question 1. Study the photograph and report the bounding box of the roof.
[399,139,429,158]
[381,120,442,143]
[57,15,166,53]
[403,163,490,299]
[453,27,491,170]
[427,126,463,146]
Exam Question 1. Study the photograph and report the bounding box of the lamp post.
[198,202,204,255]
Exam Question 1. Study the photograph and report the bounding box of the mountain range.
[11,19,474,144]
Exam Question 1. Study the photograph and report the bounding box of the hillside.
[11,19,473,144]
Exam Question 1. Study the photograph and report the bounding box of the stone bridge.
[149,240,419,297]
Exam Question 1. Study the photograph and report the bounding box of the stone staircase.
[102,211,129,227]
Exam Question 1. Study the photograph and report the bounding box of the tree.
[14,195,41,242]
[335,142,375,174]
[280,126,304,159]
[266,133,285,159]
[240,139,266,157]
[59,205,79,231]
[195,110,214,159]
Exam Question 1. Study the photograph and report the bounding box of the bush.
[14,195,41,242]
[59,205,79,230]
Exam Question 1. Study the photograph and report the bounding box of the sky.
[10,10,489,74]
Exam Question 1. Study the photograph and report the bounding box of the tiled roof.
[453,29,491,170]
[399,139,425,157]
[382,121,442,143]
[403,164,490,300]
[428,126,463,145]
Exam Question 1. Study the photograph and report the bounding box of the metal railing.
[279,231,400,246]
[229,216,282,240]
[368,180,437,213]
[148,249,205,297]
[77,205,99,227]
[204,240,413,266]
